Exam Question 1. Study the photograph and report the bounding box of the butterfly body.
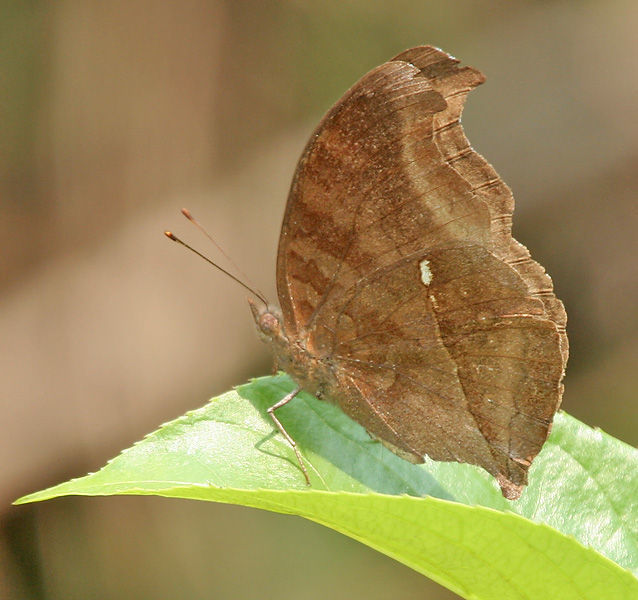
[253,46,567,500]
[251,301,341,408]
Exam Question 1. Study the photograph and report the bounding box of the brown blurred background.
[2,1,637,599]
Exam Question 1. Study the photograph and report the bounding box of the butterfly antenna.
[164,231,268,306]
[181,208,267,302]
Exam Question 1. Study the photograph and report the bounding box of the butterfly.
[245,46,569,500]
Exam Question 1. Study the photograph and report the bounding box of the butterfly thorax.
[249,299,335,401]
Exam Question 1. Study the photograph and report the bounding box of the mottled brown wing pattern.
[277,60,489,338]
[275,46,567,499]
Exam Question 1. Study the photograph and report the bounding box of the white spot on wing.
[419,259,432,286]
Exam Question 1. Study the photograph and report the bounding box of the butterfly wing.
[276,46,566,499]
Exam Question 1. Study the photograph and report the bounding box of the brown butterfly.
[248,46,567,500]
[170,46,568,500]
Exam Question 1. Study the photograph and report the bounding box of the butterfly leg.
[267,387,311,485]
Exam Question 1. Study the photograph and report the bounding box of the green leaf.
[16,374,638,599]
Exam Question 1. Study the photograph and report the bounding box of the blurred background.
[2,1,637,598]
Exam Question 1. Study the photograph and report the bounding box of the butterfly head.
[248,298,286,344]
